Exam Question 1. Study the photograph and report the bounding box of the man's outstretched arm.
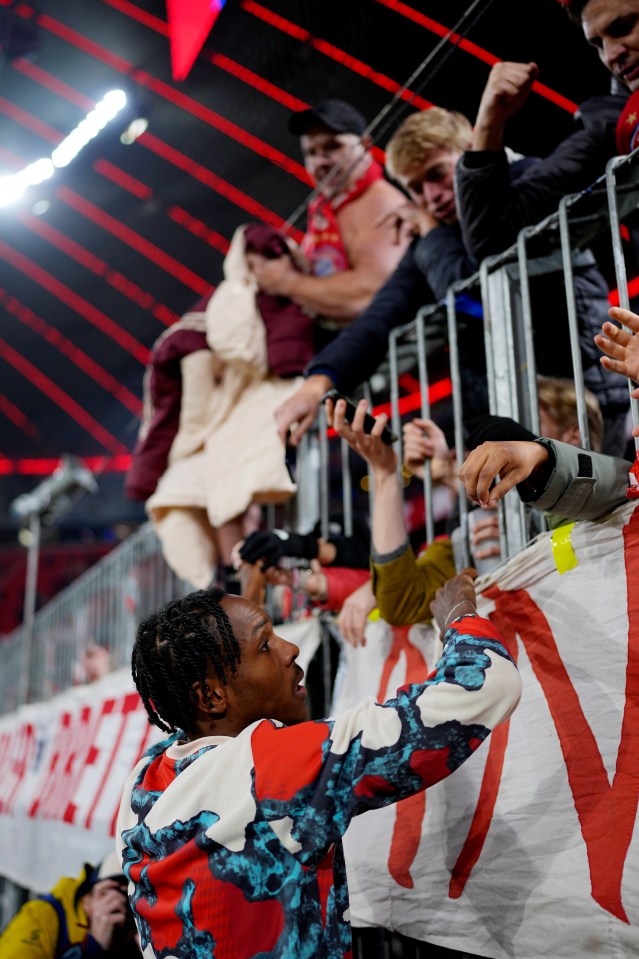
[459,438,630,519]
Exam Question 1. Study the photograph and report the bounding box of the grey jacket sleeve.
[518,438,631,520]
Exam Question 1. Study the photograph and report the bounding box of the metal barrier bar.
[476,262,527,559]
[387,325,404,472]
[415,307,435,546]
[478,258,499,416]
[558,195,591,449]
[4,150,639,720]
[294,430,321,533]
[0,523,190,714]
[446,287,471,568]
[318,403,330,541]
[605,155,639,444]
[363,381,375,518]
[340,439,353,537]
[516,227,541,436]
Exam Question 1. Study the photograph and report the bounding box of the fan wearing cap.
[247,98,409,333]
[0,853,140,958]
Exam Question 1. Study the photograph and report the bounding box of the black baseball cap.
[289,99,368,137]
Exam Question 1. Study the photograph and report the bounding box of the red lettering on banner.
[0,731,16,811]
[448,720,511,899]
[449,507,639,923]
[0,732,12,811]
[5,723,35,815]
[377,626,430,889]
[44,706,95,822]
[84,693,142,830]
[62,705,102,824]
[28,712,71,818]
[449,617,520,900]
[0,723,35,815]
[497,579,636,923]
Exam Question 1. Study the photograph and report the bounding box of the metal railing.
[375,147,639,568]
[3,150,639,718]
[0,523,189,715]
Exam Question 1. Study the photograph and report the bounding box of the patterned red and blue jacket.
[117,613,521,959]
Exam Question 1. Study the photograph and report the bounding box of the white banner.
[335,501,639,958]
[0,618,321,893]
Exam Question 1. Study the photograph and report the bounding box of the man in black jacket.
[275,105,627,453]
[457,0,639,255]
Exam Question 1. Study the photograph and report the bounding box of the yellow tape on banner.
[551,523,578,574]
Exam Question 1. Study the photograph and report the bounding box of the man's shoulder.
[338,176,404,224]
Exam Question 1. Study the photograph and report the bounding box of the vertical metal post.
[340,439,353,537]
[477,264,526,559]
[363,382,375,519]
[321,615,332,717]
[388,327,403,471]
[19,512,41,706]
[558,195,591,449]
[446,288,470,568]
[295,430,321,533]
[318,403,330,540]
[416,309,434,545]
[479,260,498,413]
[516,228,541,436]
[606,156,639,445]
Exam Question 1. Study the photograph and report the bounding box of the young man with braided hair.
[117,582,521,959]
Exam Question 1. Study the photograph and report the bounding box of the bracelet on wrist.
[444,602,475,632]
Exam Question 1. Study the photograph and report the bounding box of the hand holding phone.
[321,389,398,445]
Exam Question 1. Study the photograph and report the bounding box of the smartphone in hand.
[321,389,398,445]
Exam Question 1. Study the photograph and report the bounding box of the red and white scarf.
[302,159,384,277]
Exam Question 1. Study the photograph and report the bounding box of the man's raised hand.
[474,61,539,151]
[595,305,639,384]
[328,396,397,476]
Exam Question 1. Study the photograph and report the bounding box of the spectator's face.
[539,405,581,446]
[397,148,462,224]
[301,127,368,195]
[218,596,309,728]
[582,0,639,90]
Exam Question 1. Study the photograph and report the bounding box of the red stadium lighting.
[167,0,228,82]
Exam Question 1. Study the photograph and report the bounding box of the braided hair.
[132,587,241,736]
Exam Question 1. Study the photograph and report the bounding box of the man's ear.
[191,679,228,716]
[361,134,373,151]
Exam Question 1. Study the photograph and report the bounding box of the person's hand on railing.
[458,440,549,508]
[337,579,377,648]
[327,396,397,478]
[374,202,439,245]
[403,417,451,481]
[473,61,539,152]
[595,306,639,435]
[274,374,335,446]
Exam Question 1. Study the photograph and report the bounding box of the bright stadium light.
[0,89,128,208]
